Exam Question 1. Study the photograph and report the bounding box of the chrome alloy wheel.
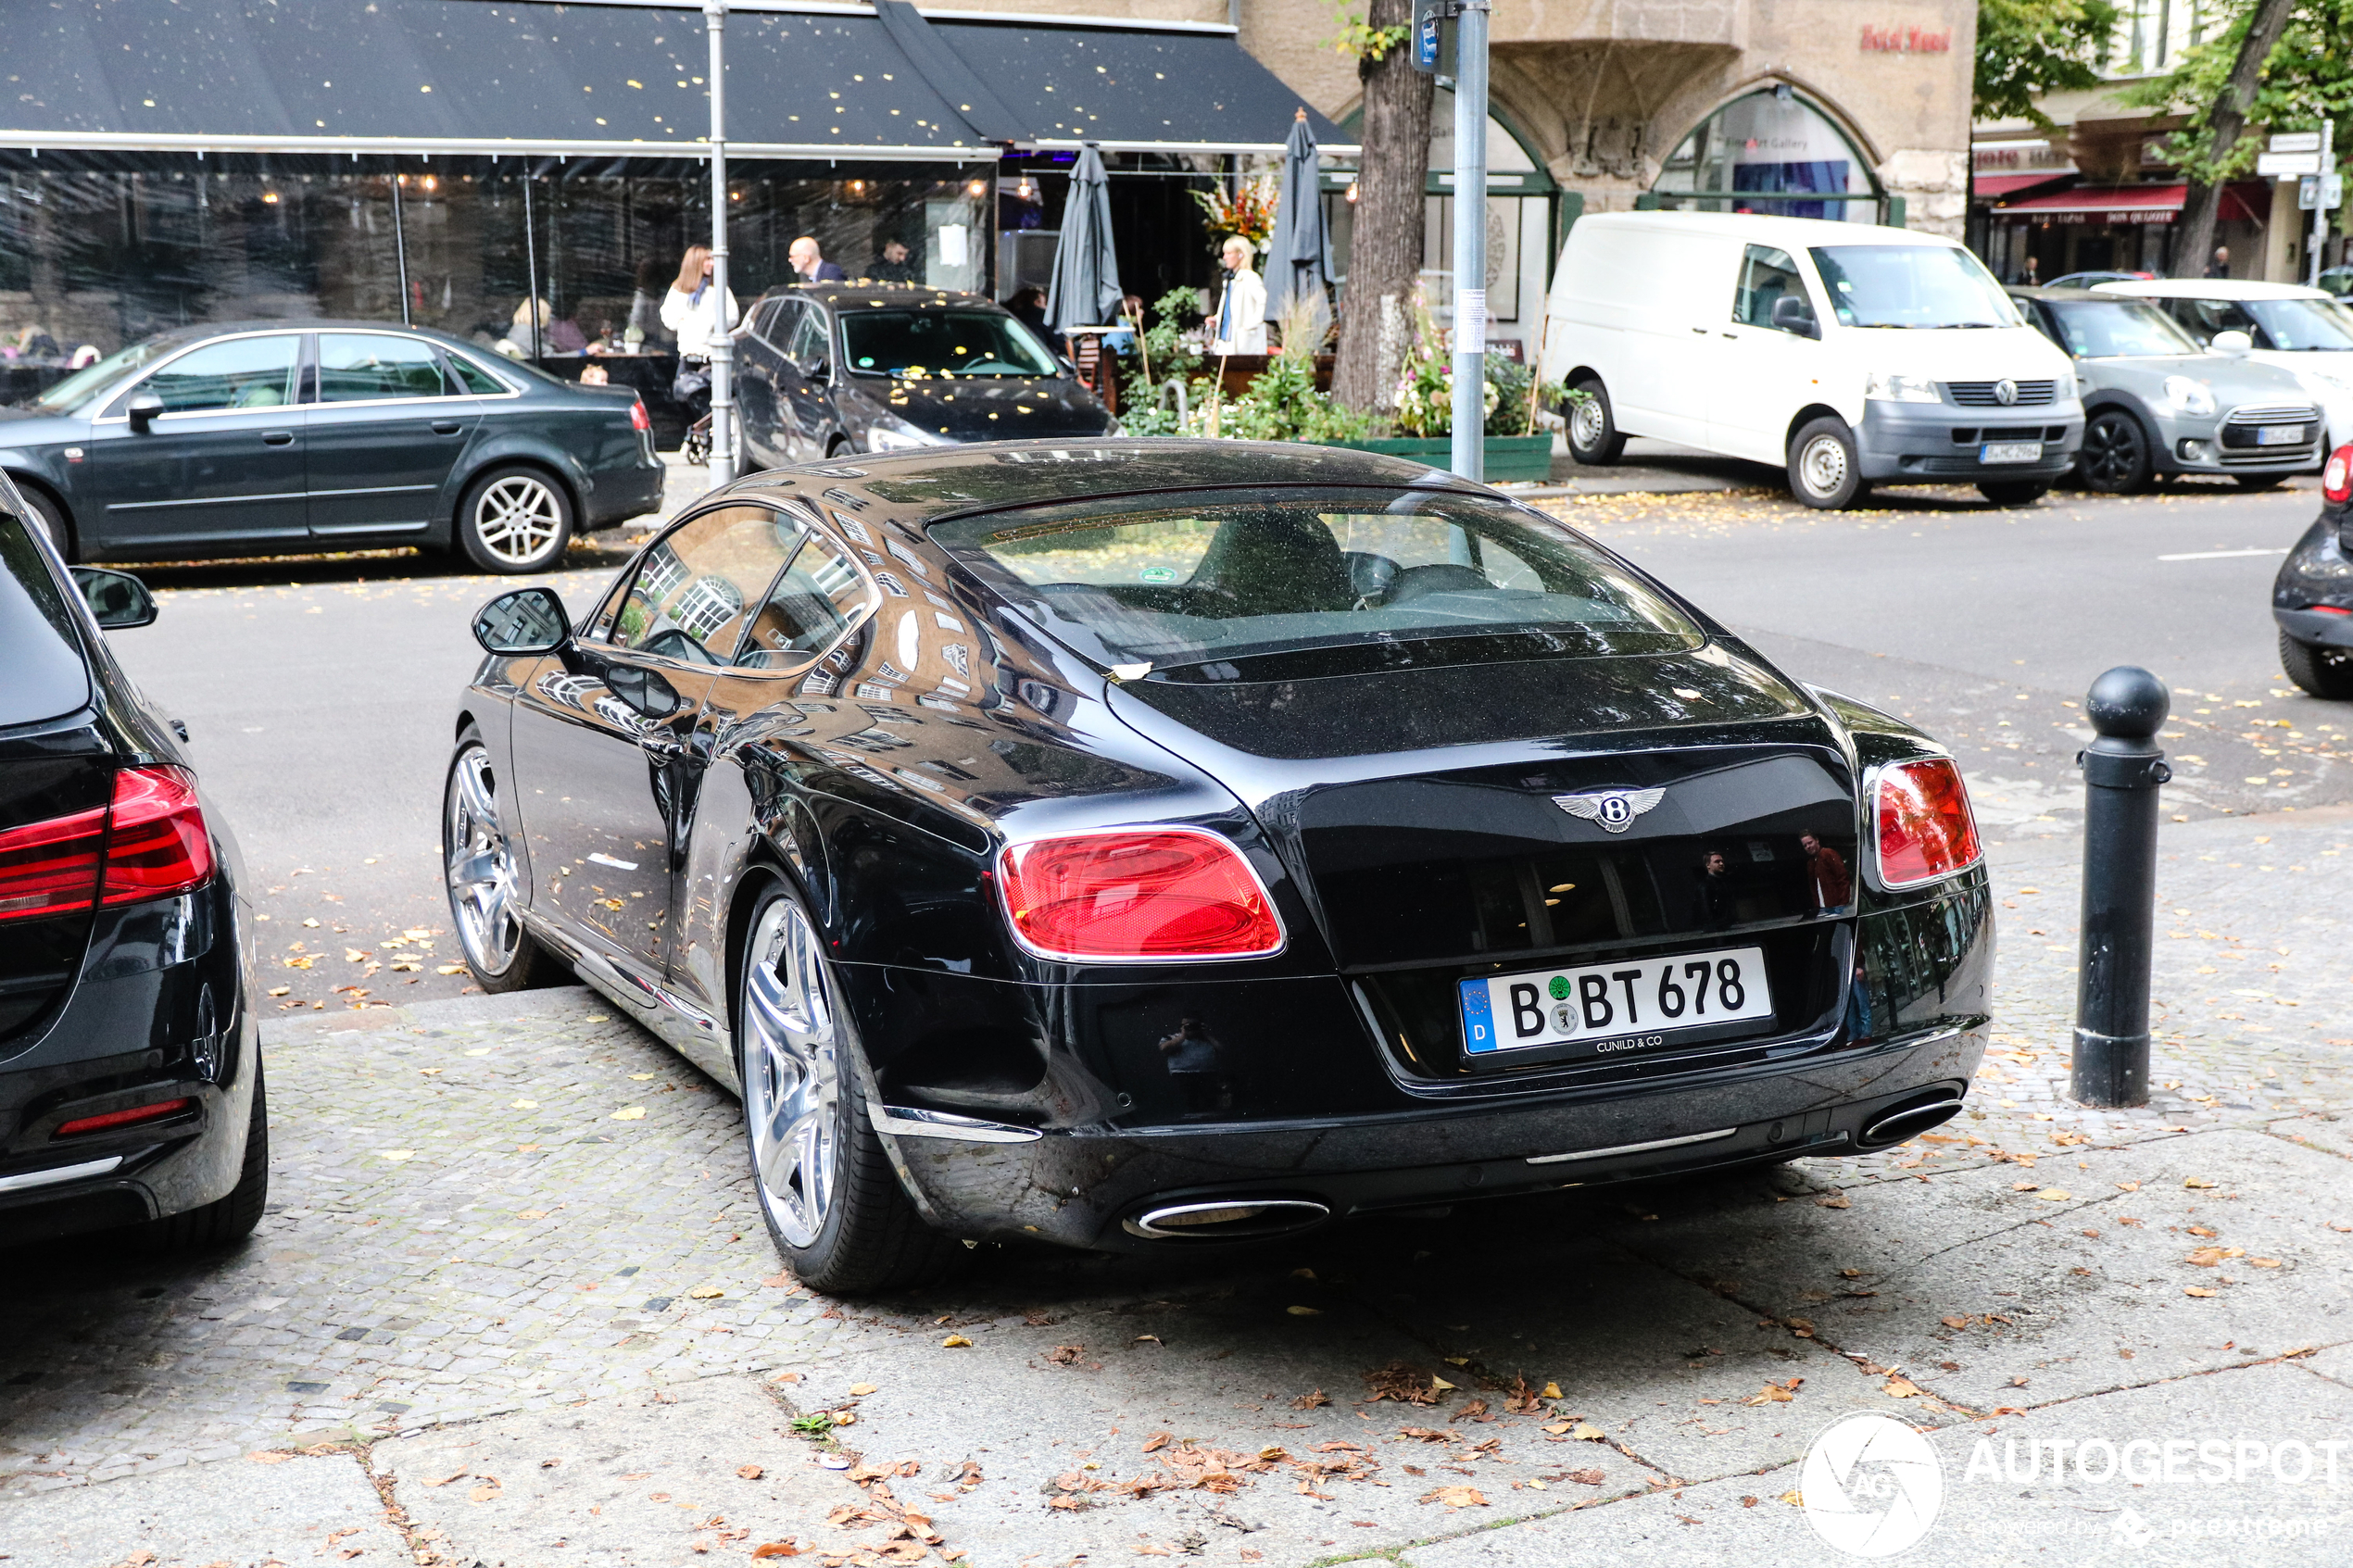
[472,475,565,567]
[741,897,842,1249]
[444,746,523,975]
[1797,432,1849,498]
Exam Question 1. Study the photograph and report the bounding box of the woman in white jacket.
[659,245,739,428]
[1208,236,1267,355]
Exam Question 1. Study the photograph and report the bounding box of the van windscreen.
[1809,245,2020,331]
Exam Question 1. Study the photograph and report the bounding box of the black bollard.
[2071,667,2172,1109]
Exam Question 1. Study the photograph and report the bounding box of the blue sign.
[1415,8,1442,70]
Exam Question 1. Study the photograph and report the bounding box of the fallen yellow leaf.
[1286,1306,1322,1316]
[942,1335,973,1348]
[1883,1376,1923,1399]
[512,1099,538,1110]
[1429,1374,1455,1392]
[1441,1355,1469,1365]
[687,1286,724,1299]
[1571,1422,1605,1441]
[2185,1286,2219,1298]
[1421,1485,1488,1509]
[2184,1176,2218,1189]
[630,1073,656,1081]
[2249,1258,2283,1269]
[2038,1188,2072,1202]
[610,1106,647,1121]
[2116,1180,2141,1192]
[1541,1381,1562,1399]
[379,1149,415,1161]
[1541,1421,1573,1435]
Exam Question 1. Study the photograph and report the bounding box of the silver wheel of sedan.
[741,896,842,1249]
[444,744,525,977]
[457,465,574,574]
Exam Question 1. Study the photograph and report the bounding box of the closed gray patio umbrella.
[1045,145,1124,334]
[1264,107,1331,337]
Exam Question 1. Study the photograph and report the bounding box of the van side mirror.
[472,586,570,655]
[72,567,157,629]
[126,392,163,433]
[2210,330,2253,355]
[1770,295,1819,338]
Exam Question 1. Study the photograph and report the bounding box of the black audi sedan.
[2272,443,2353,697]
[1,321,664,573]
[0,473,263,1249]
[733,283,1116,465]
[446,443,1991,1292]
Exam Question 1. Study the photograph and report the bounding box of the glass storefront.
[1654,89,1880,223]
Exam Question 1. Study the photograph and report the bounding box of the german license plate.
[1459,946,1774,1060]
[2256,424,2305,445]
[1980,441,2043,464]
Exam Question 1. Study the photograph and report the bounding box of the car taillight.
[630,397,652,433]
[2325,445,2352,505]
[997,829,1284,960]
[100,766,214,905]
[56,1097,195,1138]
[0,804,107,922]
[1875,758,1982,888]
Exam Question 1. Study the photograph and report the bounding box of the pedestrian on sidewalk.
[1209,236,1266,355]
[661,245,739,424]
[790,236,848,283]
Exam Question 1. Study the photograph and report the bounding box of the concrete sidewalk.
[2,813,2347,1568]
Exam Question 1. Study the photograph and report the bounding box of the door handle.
[433,420,462,435]
[261,431,296,445]
[1690,326,1707,334]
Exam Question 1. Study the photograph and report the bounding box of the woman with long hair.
[660,245,740,433]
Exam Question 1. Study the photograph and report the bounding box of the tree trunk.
[1332,0,1433,412]
[2174,0,2296,279]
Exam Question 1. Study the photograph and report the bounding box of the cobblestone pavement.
[2,809,2348,1566]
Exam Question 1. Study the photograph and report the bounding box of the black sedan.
[0,472,264,1249]
[1,321,666,574]
[734,283,1116,465]
[2272,442,2353,697]
[446,442,1992,1292]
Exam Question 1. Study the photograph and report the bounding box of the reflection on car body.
[444,442,1994,1293]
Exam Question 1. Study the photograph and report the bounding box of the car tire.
[17,483,71,560]
[737,879,960,1295]
[2078,409,2153,495]
[2234,473,2288,493]
[147,1057,269,1250]
[1977,480,2051,507]
[1788,417,1865,508]
[2279,631,2353,700]
[444,731,560,993]
[1565,376,1625,466]
[456,464,573,574]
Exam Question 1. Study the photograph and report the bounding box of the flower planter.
[1317,433,1554,483]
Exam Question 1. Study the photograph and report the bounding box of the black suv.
[0,472,263,1248]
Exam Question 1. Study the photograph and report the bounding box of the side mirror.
[72,567,157,629]
[801,358,829,383]
[126,392,163,433]
[472,586,570,655]
[1769,295,1819,338]
[2210,330,2253,355]
[1055,355,1078,376]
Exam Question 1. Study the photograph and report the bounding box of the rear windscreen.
[931,487,1703,677]
[0,513,92,727]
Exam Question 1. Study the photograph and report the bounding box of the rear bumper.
[1857,402,2081,483]
[585,458,667,529]
[0,881,258,1248]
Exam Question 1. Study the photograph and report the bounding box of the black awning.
[0,0,1351,158]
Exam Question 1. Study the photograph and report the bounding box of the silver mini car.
[2012,287,2321,494]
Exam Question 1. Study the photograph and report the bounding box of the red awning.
[1992,182,2268,225]
[1975,171,2071,198]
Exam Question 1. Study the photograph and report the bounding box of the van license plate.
[1981,441,2043,464]
[2256,425,2304,445]
[1459,946,1773,1059]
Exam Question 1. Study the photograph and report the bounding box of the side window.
[447,353,510,395]
[736,528,875,668]
[134,335,299,414]
[318,332,449,401]
[787,307,832,372]
[610,503,800,665]
[1733,245,1808,332]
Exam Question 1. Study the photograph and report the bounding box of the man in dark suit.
[789,236,847,283]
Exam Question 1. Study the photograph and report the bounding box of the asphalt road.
[102,469,2339,1014]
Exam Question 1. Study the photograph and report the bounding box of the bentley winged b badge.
[1553,786,1665,834]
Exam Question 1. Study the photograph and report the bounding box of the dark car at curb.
[733,283,1116,465]
[2,321,665,574]
[2272,443,2353,698]
[0,473,264,1251]
[443,442,1993,1293]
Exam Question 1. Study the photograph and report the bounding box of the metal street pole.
[2310,118,2335,288]
[2071,666,2172,1109]
[705,0,737,482]
[1447,0,1488,481]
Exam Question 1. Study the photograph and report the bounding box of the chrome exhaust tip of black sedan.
[1121,1198,1331,1241]
[1859,1092,1967,1148]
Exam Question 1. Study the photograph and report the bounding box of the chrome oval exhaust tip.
[1122,1198,1330,1241]
[1860,1095,1966,1148]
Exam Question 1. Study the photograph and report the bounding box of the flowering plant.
[1190,173,1279,251]
[1389,289,1497,437]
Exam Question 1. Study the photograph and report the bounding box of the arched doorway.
[1651,87,1884,223]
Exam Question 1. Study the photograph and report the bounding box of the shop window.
[1655,90,1879,223]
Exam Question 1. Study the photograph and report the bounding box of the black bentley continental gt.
[445,442,1992,1291]
[2273,442,2353,698]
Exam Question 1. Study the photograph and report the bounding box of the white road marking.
[2157,547,2291,561]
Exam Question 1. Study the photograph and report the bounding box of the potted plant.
[1318,289,1567,482]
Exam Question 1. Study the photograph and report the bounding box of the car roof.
[1576,209,1957,249]
[132,320,512,356]
[774,283,1004,312]
[2007,286,2114,301]
[716,439,1491,532]
[2094,279,2335,301]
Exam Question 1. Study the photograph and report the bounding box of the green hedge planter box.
[1316,433,1554,483]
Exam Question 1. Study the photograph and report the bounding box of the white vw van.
[1539,212,2083,508]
